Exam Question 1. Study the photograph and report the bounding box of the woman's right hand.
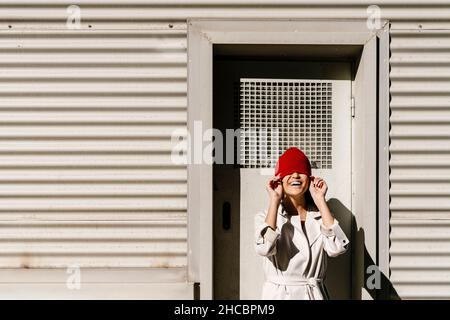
[266,174,283,203]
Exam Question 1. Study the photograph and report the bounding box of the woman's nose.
[292,172,300,178]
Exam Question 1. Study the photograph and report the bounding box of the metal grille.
[239,78,332,169]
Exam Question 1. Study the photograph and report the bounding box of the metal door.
[213,60,352,299]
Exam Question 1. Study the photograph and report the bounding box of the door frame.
[187,19,390,299]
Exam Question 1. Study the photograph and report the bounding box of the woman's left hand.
[309,176,328,202]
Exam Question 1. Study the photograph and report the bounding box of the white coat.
[254,202,350,300]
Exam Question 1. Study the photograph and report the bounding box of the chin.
[286,188,307,197]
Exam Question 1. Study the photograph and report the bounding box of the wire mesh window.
[239,78,332,169]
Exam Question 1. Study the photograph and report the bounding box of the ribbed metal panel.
[390,29,450,299]
[0,1,450,29]
[0,29,187,268]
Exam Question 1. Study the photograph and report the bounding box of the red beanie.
[274,147,312,180]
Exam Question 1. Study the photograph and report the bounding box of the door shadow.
[327,198,400,300]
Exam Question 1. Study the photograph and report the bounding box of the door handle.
[222,201,231,230]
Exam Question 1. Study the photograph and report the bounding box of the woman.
[254,147,350,300]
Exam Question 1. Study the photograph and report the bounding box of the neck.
[283,195,308,216]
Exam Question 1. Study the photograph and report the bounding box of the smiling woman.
[254,147,350,300]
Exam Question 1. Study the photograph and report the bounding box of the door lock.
[222,201,231,230]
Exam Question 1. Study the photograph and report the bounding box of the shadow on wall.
[327,198,401,300]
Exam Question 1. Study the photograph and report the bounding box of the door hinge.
[351,96,355,118]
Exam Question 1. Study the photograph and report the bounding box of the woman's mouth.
[290,181,302,186]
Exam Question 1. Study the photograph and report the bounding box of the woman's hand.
[309,176,328,204]
[266,174,283,204]
[309,176,334,227]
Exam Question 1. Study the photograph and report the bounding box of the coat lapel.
[306,210,322,247]
[278,203,323,248]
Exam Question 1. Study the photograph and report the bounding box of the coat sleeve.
[320,218,350,257]
[254,210,281,257]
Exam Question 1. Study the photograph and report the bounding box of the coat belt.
[266,276,324,300]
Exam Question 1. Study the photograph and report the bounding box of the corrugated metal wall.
[1,1,450,30]
[0,29,188,268]
[0,0,449,299]
[390,29,450,299]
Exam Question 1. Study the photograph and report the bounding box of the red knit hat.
[274,147,312,180]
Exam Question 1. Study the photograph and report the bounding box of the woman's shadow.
[325,198,400,300]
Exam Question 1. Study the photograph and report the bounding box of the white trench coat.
[254,203,350,300]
